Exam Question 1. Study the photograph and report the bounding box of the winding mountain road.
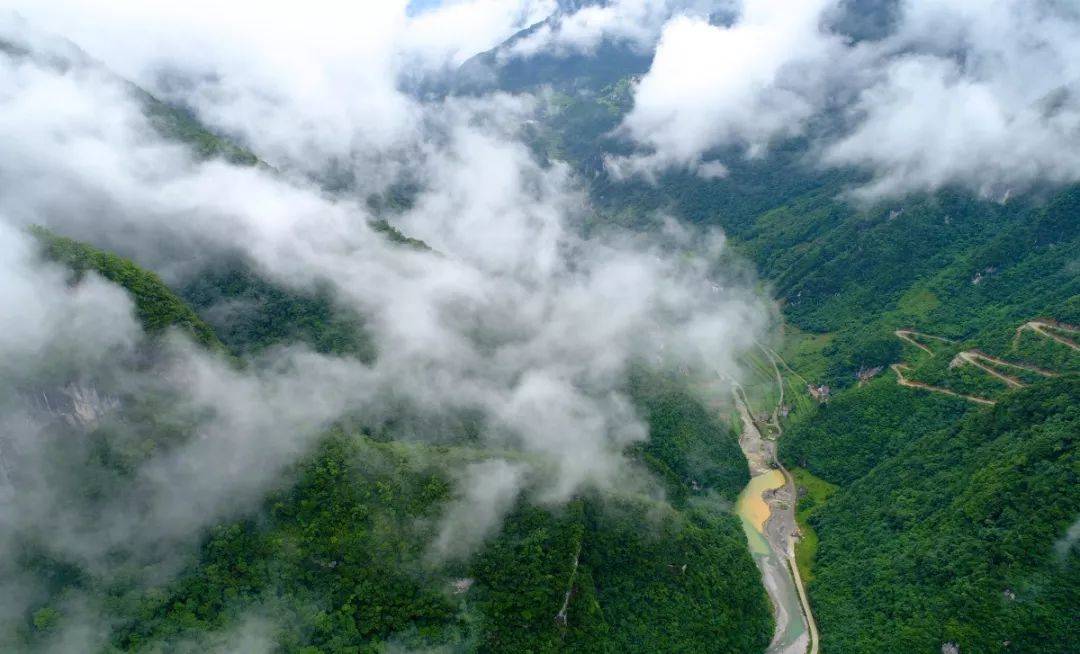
[951,350,1056,388]
[890,363,996,405]
[892,322,1071,405]
[1014,320,1080,352]
[895,329,953,356]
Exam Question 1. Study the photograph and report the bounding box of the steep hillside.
[179,257,375,361]
[95,432,769,654]
[0,33,263,168]
[6,6,1078,653]
[524,75,1080,389]
[31,226,223,350]
[455,1,651,95]
[481,36,1080,654]
[7,235,771,653]
[806,376,1079,653]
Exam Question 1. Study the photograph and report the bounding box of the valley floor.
[732,374,818,654]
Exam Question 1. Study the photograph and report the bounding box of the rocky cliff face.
[0,382,118,499]
[25,382,119,431]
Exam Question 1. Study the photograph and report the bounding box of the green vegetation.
[778,327,832,386]
[180,257,375,360]
[9,233,771,652]
[473,497,771,654]
[1012,327,1080,371]
[628,369,749,505]
[781,376,971,485]
[30,226,222,350]
[791,468,838,584]
[806,377,1080,653]
[527,57,1079,389]
[368,219,431,251]
[15,22,1080,651]
[106,435,469,653]
[31,228,381,362]
[1,33,262,168]
[136,86,263,167]
[503,56,1080,652]
[581,500,772,654]
[15,426,771,653]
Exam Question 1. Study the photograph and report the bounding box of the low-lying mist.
[0,10,769,650]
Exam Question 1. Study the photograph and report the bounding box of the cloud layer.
[0,5,766,648]
[609,0,1080,198]
[505,0,720,59]
[608,0,841,179]
[4,0,554,181]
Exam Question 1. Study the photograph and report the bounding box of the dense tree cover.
[805,377,1080,653]
[30,226,223,350]
[903,187,1080,340]
[901,349,1014,399]
[790,468,837,584]
[780,376,971,485]
[581,500,772,654]
[17,19,1080,650]
[105,435,466,653]
[469,500,606,652]
[518,54,1079,389]
[9,233,771,652]
[466,496,766,654]
[33,227,395,363]
[802,186,1080,387]
[368,219,431,251]
[511,62,1079,652]
[180,257,375,361]
[13,427,770,653]
[13,430,468,652]
[1011,328,1080,373]
[627,369,749,505]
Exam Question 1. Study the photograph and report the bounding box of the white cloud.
[612,0,1080,199]
[822,54,1080,199]
[3,0,554,180]
[823,0,1080,199]
[430,459,528,561]
[507,0,717,58]
[407,0,557,66]
[0,223,140,378]
[608,0,843,179]
[0,8,768,636]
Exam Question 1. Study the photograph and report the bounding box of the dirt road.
[951,350,1056,388]
[891,363,996,405]
[889,330,950,356]
[1014,320,1080,352]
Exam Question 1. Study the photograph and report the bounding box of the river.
[733,390,812,654]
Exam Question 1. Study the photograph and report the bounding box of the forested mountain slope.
[105,431,770,654]
[4,4,1078,653]
[806,376,1079,653]
[31,226,223,350]
[1,26,775,648]
[463,21,1080,653]
[515,77,1080,389]
[8,231,770,652]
